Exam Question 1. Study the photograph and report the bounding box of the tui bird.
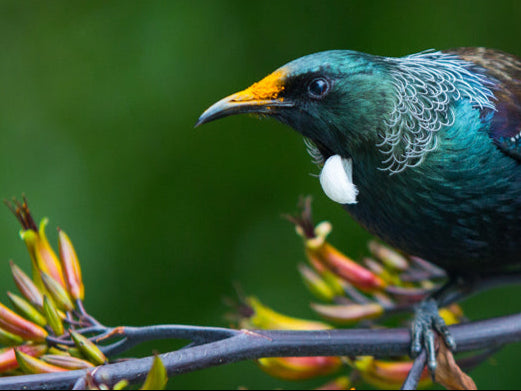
[196,47,521,371]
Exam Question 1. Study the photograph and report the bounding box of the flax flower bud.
[308,242,387,292]
[7,292,46,327]
[242,297,332,331]
[41,354,94,370]
[316,376,351,390]
[70,330,107,366]
[368,241,409,271]
[298,263,336,301]
[353,356,430,389]
[297,219,386,292]
[0,327,24,346]
[0,344,47,374]
[9,261,44,310]
[257,356,342,381]
[40,272,74,312]
[15,349,67,374]
[58,229,85,301]
[21,218,66,289]
[42,296,64,336]
[240,297,341,381]
[310,303,384,325]
[0,302,47,342]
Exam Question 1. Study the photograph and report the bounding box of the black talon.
[424,328,437,374]
[411,299,448,350]
[409,276,469,375]
[433,312,457,351]
[411,298,449,375]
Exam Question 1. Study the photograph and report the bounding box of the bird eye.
[307,78,330,99]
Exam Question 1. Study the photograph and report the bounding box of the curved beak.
[195,94,292,127]
[195,69,292,127]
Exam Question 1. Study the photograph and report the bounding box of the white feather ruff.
[319,155,358,204]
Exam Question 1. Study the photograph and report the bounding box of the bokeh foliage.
[0,0,520,388]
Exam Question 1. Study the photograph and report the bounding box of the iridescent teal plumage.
[342,48,521,275]
[197,47,521,276]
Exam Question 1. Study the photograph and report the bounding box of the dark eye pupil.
[308,78,329,98]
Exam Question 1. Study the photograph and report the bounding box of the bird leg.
[411,270,521,375]
[409,276,471,374]
[411,297,456,373]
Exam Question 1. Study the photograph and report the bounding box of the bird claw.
[411,298,456,374]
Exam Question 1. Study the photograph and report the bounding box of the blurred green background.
[0,0,520,389]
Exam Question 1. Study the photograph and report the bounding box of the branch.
[1,311,521,390]
[401,350,427,390]
[99,325,240,356]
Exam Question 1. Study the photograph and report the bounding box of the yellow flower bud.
[15,349,67,374]
[243,297,332,331]
[70,330,107,366]
[42,296,64,336]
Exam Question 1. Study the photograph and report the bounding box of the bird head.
[196,49,496,204]
[196,50,394,162]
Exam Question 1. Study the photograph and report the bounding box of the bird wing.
[445,47,521,161]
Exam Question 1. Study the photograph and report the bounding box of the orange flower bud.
[312,243,387,292]
[21,218,66,289]
[353,356,430,389]
[10,261,44,309]
[58,229,84,301]
[0,348,19,374]
[7,292,46,327]
[0,344,47,374]
[257,356,342,381]
[15,349,67,374]
[295,214,386,292]
[0,302,47,342]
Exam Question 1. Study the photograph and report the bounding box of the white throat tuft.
[319,155,358,204]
